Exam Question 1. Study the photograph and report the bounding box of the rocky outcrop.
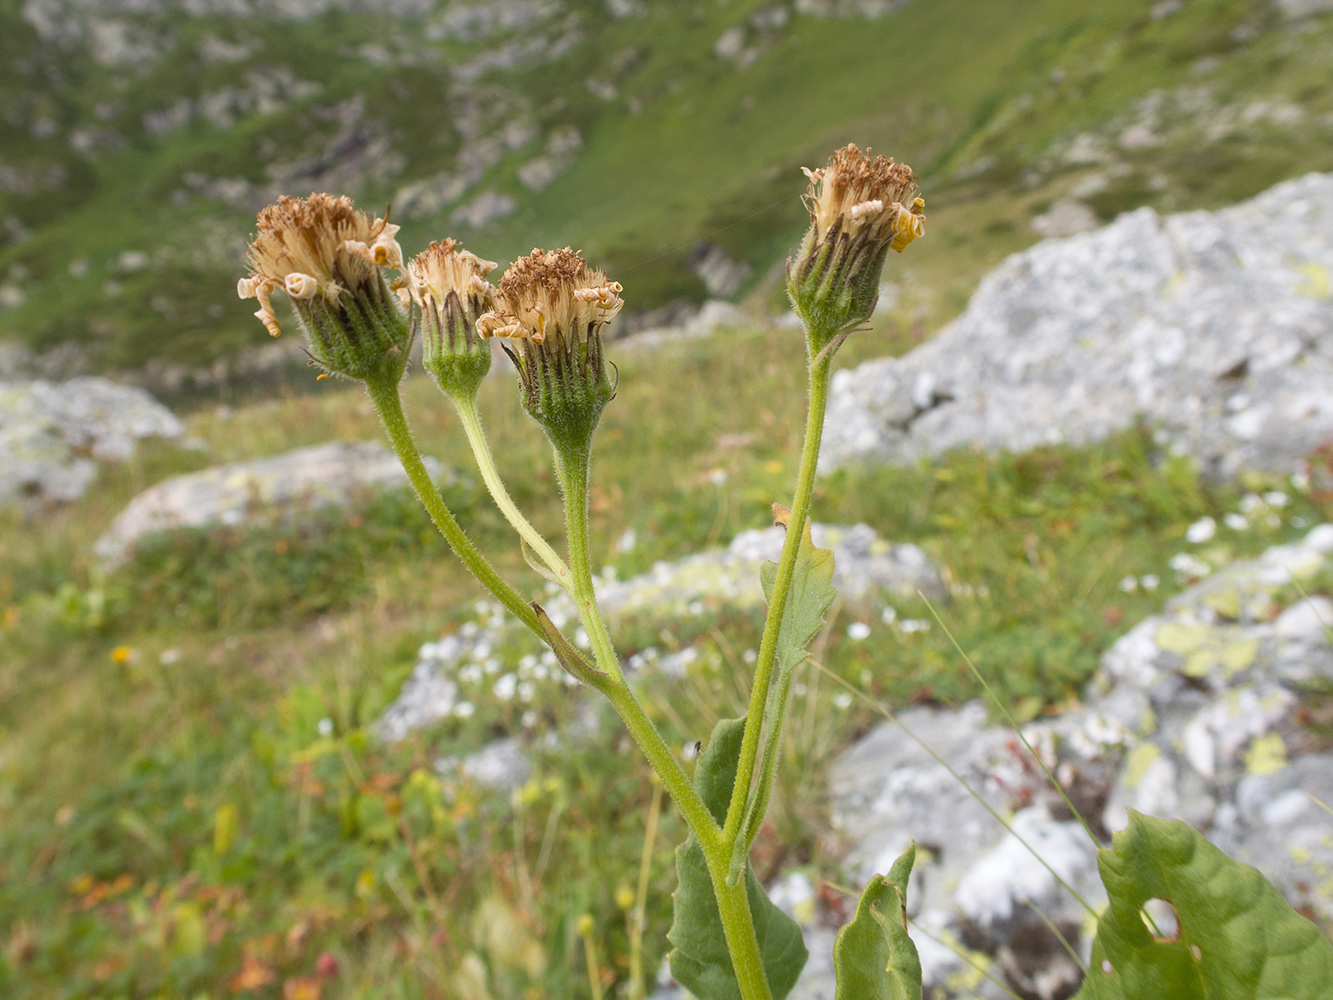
[822,173,1333,479]
[94,441,446,566]
[0,377,184,503]
[825,524,1333,998]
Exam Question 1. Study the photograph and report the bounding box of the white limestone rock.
[823,174,1333,479]
[0,377,184,504]
[95,441,446,566]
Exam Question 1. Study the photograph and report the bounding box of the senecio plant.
[239,148,1333,1000]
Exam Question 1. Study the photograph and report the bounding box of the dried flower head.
[482,248,622,449]
[787,145,925,346]
[408,239,499,400]
[238,193,410,382]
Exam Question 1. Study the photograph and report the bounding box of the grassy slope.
[4,1,1333,997]
[2,0,1331,372]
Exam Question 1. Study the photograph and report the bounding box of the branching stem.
[452,393,573,591]
[364,374,544,639]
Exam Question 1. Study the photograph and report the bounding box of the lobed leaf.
[1073,811,1333,999]
[668,717,809,1000]
[833,846,923,1000]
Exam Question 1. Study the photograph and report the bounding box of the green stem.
[553,442,624,685]
[364,375,542,638]
[721,348,834,847]
[709,866,774,1000]
[553,439,719,848]
[452,393,573,591]
[734,667,796,876]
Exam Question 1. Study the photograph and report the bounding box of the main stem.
[364,375,543,638]
[556,437,771,1000]
[721,348,834,847]
[452,394,573,592]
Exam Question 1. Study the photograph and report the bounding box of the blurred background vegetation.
[3,1,1333,998]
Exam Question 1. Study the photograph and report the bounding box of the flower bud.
[479,248,622,453]
[239,193,411,382]
[786,145,925,349]
[406,239,499,401]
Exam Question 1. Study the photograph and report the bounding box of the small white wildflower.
[159,648,181,665]
[459,664,484,684]
[1224,512,1249,531]
[976,584,990,598]
[743,648,757,664]
[575,628,591,649]
[846,621,872,641]
[454,701,475,718]
[1264,490,1289,508]
[881,606,898,625]
[519,654,538,670]
[708,468,728,487]
[1292,471,1310,492]
[517,681,535,702]
[1240,493,1264,516]
[494,673,518,700]
[688,601,705,616]
[484,657,501,674]
[1140,573,1160,591]
[793,682,807,696]
[317,717,334,737]
[522,710,537,728]
[900,619,930,633]
[532,665,549,681]
[617,527,637,552]
[833,692,854,710]
[1186,516,1216,544]
[1118,575,1138,593]
[1292,516,1309,528]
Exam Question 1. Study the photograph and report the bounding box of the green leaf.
[759,504,838,687]
[1073,811,1333,999]
[833,846,923,1000]
[668,718,809,1000]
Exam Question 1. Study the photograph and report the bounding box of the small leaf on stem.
[532,603,612,692]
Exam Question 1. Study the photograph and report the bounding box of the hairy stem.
[721,347,835,847]
[710,866,774,1000]
[452,393,573,591]
[364,374,543,638]
[553,439,719,846]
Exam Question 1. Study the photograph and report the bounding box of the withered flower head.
[787,145,925,346]
[238,193,410,382]
[480,248,622,450]
[407,239,499,400]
